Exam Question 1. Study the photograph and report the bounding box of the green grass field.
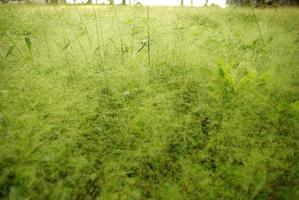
[0,5,299,199]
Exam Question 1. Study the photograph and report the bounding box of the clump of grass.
[0,5,299,200]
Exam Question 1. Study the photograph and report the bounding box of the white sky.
[68,0,227,8]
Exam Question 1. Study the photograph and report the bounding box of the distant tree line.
[1,0,298,5]
[227,0,299,6]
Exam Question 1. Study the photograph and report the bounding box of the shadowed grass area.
[0,5,299,199]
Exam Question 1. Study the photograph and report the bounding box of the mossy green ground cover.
[0,5,299,199]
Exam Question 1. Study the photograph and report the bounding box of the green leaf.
[62,42,70,51]
[137,39,147,54]
[5,45,14,58]
[94,46,100,54]
[24,36,31,51]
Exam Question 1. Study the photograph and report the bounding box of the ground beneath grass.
[0,5,299,200]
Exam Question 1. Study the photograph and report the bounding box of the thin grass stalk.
[44,30,51,59]
[5,8,27,60]
[130,27,134,59]
[8,7,36,66]
[6,33,25,59]
[53,7,73,56]
[130,7,137,59]
[75,6,93,51]
[93,5,103,65]
[147,6,151,69]
[251,6,265,46]
[58,8,88,62]
[121,40,125,65]
[93,6,106,64]
[64,46,73,81]
[36,10,51,59]
[93,6,109,95]
[99,8,106,64]
[27,39,38,74]
[114,8,126,65]
[6,8,25,34]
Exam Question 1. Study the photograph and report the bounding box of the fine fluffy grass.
[0,5,299,200]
